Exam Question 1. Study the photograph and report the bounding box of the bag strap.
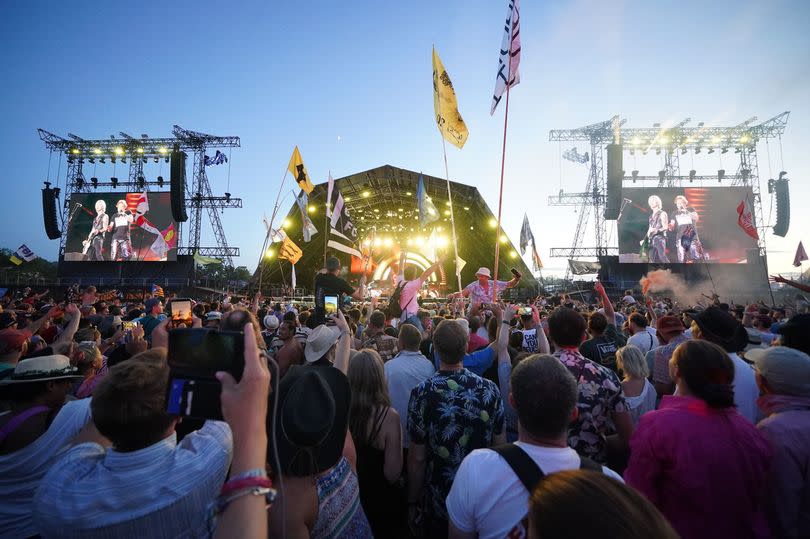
[491,443,545,492]
[579,456,602,472]
[0,405,51,445]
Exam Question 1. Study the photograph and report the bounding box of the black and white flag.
[326,173,361,257]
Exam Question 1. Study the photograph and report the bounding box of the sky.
[2,0,809,278]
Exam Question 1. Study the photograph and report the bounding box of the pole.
[324,177,331,268]
[492,78,511,302]
[441,138,463,294]
[256,170,290,294]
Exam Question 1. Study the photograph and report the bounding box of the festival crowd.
[1,260,809,539]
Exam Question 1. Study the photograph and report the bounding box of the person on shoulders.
[448,267,521,305]
[394,251,442,330]
[309,256,366,328]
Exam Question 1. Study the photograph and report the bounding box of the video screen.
[618,187,758,264]
[65,192,177,262]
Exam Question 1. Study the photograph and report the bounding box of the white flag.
[15,244,36,262]
[291,264,297,289]
[490,0,521,115]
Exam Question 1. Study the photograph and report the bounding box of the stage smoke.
[640,269,704,306]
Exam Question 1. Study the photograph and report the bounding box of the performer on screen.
[83,200,108,261]
[108,200,134,261]
[643,195,670,263]
[670,195,703,263]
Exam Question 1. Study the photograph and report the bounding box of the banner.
[278,237,303,265]
[736,197,759,241]
[194,253,223,266]
[794,241,808,267]
[490,0,521,115]
[14,244,36,262]
[417,174,439,228]
[532,245,543,271]
[9,255,22,265]
[287,146,314,194]
[432,47,468,149]
[204,150,228,166]
[568,259,601,275]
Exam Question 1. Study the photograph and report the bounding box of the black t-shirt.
[579,324,627,373]
[309,273,354,328]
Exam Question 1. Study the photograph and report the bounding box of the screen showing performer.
[65,192,178,262]
[618,186,759,264]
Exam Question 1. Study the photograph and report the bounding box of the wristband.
[228,468,268,482]
[216,486,277,514]
[221,476,273,497]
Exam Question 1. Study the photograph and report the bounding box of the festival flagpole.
[256,170,289,294]
[492,78,511,303]
[441,137,463,294]
[323,171,332,267]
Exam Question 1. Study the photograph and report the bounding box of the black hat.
[692,306,748,352]
[269,365,350,477]
[777,313,810,336]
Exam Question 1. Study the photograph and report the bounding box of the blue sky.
[2,0,808,276]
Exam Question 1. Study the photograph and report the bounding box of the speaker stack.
[604,144,623,220]
[772,175,790,237]
[170,146,188,222]
[42,182,61,240]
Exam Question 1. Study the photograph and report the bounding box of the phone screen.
[168,299,193,328]
[122,321,136,331]
[324,295,338,316]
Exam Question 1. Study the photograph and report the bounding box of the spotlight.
[721,148,728,154]
[225,192,231,202]
[695,148,701,154]
[110,157,116,164]
[111,177,119,188]
[76,177,84,189]
[708,148,715,154]
[741,169,750,180]
[681,148,687,155]
[89,157,95,164]
[67,155,74,163]
[91,177,98,189]
[631,170,639,183]
[136,175,145,190]
[121,157,126,164]
[717,169,725,182]
[658,170,666,182]
[142,157,148,163]
[100,158,105,163]
[689,170,696,182]
[164,156,170,163]
[53,187,61,199]
[157,175,164,188]
[153,157,159,163]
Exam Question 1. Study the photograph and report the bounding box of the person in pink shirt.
[625,340,773,539]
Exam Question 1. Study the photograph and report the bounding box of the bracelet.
[216,486,277,514]
[228,468,268,482]
[221,476,273,497]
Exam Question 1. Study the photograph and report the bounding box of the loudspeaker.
[773,177,790,237]
[170,147,188,222]
[42,183,61,240]
[604,143,623,219]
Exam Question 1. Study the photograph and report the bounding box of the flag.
[14,244,36,262]
[737,197,759,241]
[287,146,314,194]
[9,255,22,265]
[151,284,165,297]
[456,254,466,274]
[262,215,288,243]
[794,241,808,267]
[531,245,543,271]
[519,214,534,255]
[291,263,297,289]
[278,237,303,265]
[568,260,600,275]
[327,181,361,257]
[295,192,318,242]
[490,0,522,115]
[432,47,468,149]
[417,174,439,228]
[194,253,223,266]
[327,172,335,218]
[204,150,228,166]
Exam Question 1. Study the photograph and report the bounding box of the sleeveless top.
[311,457,373,539]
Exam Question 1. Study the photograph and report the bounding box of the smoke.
[640,269,703,305]
[640,266,774,307]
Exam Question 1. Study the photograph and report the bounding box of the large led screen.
[617,186,758,264]
[65,192,178,262]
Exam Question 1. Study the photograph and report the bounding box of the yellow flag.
[287,146,314,194]
[278,237,303,265]
[432,47,469,149]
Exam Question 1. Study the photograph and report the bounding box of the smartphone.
[324,295,338,317]
[510,267,522,279]
[168,298,193,328]
[165,328,245,420]
[122,320,137,331]
[519,307,533,316]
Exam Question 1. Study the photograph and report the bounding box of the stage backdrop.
[65,192,177,262]
[617,186,758,264]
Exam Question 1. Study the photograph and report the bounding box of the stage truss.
[547,113,790,278]
[38,126,241,265]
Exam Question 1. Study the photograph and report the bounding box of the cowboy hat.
[0,355,83,385]
[475,267,491,278]
[304,324,341,363]
[269,365,350,477]
[692,306,748,353]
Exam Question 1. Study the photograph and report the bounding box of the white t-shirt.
[728,352,759,423]
[622,295,637,304]
[627,327,659,354]
[520,327,539,353]
[446,442,623,539]
[0,398,92,539]
[384,350,435,448]
[396,277,423,318]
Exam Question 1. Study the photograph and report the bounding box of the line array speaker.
[604,143,623,219]
[772,177,790,237]
[170,148,188,222]
[42,183,61,240]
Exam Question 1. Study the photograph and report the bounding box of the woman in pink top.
[624,340,773,539]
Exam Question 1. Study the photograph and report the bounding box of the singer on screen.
[83,200,108,261]
[109,200,134,261]
[670,195,702,263]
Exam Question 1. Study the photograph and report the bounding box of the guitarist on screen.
[83,200,109,261]
[108,200,135,261]
[669,195,703,263]
[640,195,670,263]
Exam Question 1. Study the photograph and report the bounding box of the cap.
[656,315,685,335]
[747,346,810,397]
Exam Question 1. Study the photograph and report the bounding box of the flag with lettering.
[417,174,439,228]
[490,0,521,115]
[327,179,361,257]
[287,146,314,194]
[14,244,36,262]
[432,47,468,149]
[737,196,759,241]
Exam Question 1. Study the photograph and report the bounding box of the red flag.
[737,198,759,241]
[794,241,808,267]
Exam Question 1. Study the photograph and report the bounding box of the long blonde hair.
[347,349,391,444]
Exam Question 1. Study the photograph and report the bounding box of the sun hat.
[263,314,280,330]
[269,365,350,476]
[0,355,83,385]
[304,324,341,363]
[205,311,223,321]
[747,346,810,397]
[475,267,492,278]
[691,306,748,352]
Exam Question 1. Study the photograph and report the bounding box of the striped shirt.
[33,421,232,538]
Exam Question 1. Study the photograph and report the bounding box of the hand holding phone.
[510,267,522,279]
[324,295,338,318]
[168,298,193,328]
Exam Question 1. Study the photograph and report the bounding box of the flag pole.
[441,137,463,294]
[492,74,511,303]
[323,172,331,267]
[256,170,289,295]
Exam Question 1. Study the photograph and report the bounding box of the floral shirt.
[361,332,399,362]
[553,348,628,462]
[407,368,504,520]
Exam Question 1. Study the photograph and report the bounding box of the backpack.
[386,281,407,318]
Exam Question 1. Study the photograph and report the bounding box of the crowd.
[0,258,809,539]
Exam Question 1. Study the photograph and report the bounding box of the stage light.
[741,168,750,180]
[695,148,701,154]
[110,157,116,164]
[137,147,144,154]
[397,208,403,212]
[443,210,450,216]
[631,170,639,182]
[362,191,371,198]
[89,157,95,164]
[630,137,642,146]
[114,147,124,156]
[721,147,728,154]
[111,177,119,188]
[225,192,231,202]
[374,237,382,247]
[344,196,351,202]
[488,218,497,228]
[362,238,372,247]
[717,169,725,182]
[91,177,98,189]
[445,201,451,206]
[100,157,105,163]
[499,235,508,244]
[405,191,412,196]
[658,170,666,182]
[164,156,170,163]
[136,175,145,190]
[76,177,84,189]
[740,134,751,144]
[708,148,715,154]
[711,136,721,145]
[660,135,670,145]
[509,251,518,259]
[281,218,291,229]
[265,248,275,259]
[70,148,80,155]
[373,208,380,213]
[464,206,469,211]
[406,238,414,246]
[67,155,74,163]
[92,148,101,155]
[121,157,127,164]
[655,148,661,155]
[158,146,169,154]
[154,157,159,163]
[681,148,687,155]
[307,205,316,214]
[383,237,393,247]
[689,170,696,182]
[157,175,164,187]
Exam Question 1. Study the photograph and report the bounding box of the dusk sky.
[2,0,808,276]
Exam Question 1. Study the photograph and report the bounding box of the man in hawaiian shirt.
[407,319,505,538]
[548,286,634,464]
[448,267,521,305]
